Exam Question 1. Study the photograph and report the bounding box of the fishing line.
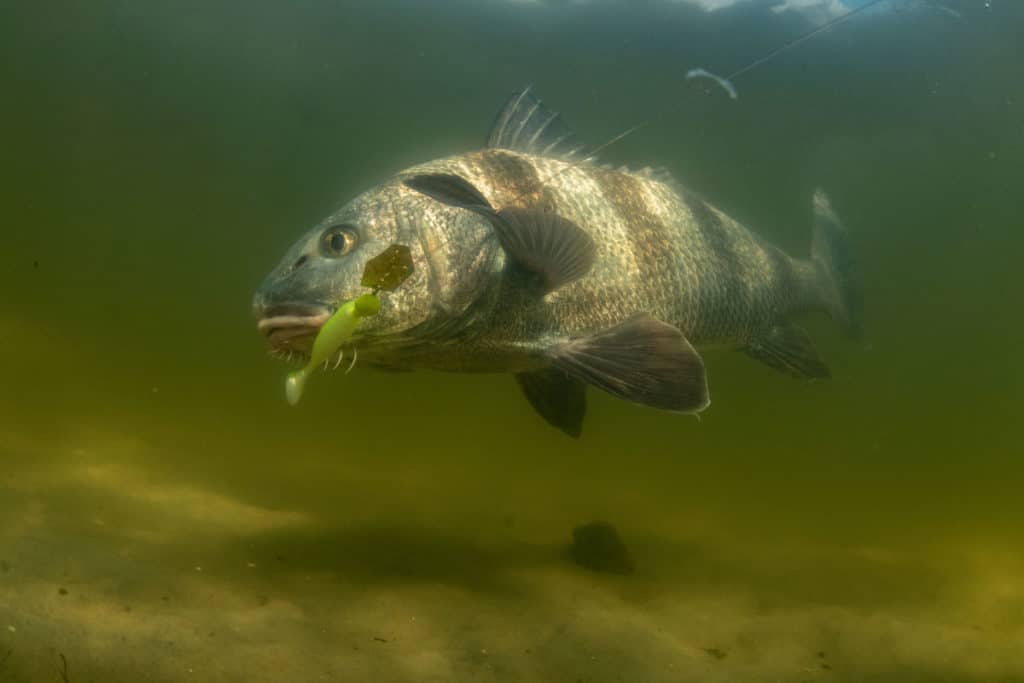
[574,0,892,164]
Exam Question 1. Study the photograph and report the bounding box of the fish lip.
[256,302,331,353]
[257,313,331,336]
[256,302,330,320]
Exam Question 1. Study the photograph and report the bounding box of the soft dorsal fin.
[487,87,591,161]
[634,166,678,185]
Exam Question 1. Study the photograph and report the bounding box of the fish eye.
[321,225,359,258]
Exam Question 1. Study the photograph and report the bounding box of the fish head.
[253,174,501,362]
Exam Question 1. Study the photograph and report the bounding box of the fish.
[253,88,862,437]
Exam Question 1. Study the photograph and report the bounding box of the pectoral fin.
[548,314,710,414]
[743,323,831,379]
[403,173,596,292]
[515,369,586,438]
[490,206,596,292]
[403,173,494,212]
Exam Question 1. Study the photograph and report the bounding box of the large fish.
[253,88,861,436]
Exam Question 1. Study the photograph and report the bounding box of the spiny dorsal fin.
[487,87,592,161]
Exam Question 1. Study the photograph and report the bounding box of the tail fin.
[811,189,863,338]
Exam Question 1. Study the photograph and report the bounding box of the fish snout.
[255,301,332,356]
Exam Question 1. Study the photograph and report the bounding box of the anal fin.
[743,323,830,379]
[548,314,709,414]
[515,369,586,438]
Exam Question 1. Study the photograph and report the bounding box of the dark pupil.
[330,232,347,253]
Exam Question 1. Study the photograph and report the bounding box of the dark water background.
[1,1,1022,681]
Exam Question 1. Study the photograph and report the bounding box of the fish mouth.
[256,302,331,358]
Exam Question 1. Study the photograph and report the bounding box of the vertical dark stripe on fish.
[678,189,749,336]
[587,168,674,264]
[678,190,742,273]
[473,150,554,210]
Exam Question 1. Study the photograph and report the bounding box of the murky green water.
[2,1,1022,681]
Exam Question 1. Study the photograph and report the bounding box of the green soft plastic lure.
[283,244,414,406]
[285,293,380,406]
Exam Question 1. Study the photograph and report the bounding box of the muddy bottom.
[1,417,1022,683]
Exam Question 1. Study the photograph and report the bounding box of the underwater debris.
[704,647,727,660]
[570,521,634,575]
[685,68,739,100]
[57,652,71,683]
